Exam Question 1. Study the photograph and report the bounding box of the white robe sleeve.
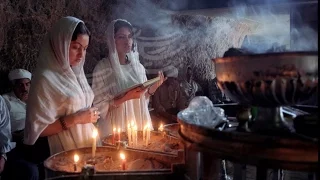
[0,96,16,154]
[24,76,60,145]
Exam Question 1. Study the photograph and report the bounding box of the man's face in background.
[13,78,31,102]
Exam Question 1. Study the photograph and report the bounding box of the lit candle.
[158,124,163,132]
[159,123,164,137]
[120,153,126,170]
[74,154,79,172]
[133,125,138,146]
[127,124,132,146]
[130,121,135,146]
[148,124,151,144]
[118,128,121,141]
[143,125,147,142]
[92,128,98,158]
[113,127,116,144]
[146,123,150,146]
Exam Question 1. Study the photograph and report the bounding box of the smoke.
[105,0,317,86]
[110,0,253,74]
[227,0,318,52]
[111,0,317,55]
[111,0,177,36]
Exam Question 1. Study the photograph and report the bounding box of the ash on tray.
[49,153,169,173]
[128,158,167,170]
[178,96,227,129]
[103,131,183,154]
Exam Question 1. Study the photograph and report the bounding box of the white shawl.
[92,19,153,138]
[24,16,98,155]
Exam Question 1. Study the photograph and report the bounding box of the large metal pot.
[213,52,318,107]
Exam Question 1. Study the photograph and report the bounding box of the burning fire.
[74,154,79,163]
[120,153,125,160]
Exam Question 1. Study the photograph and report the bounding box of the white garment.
[92,19,153,138]
[0,96,16,154]
[2,92,26,132]
[24,16,98,155]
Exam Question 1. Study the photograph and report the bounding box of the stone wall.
[0,0,112,93]
[0,0,255,95]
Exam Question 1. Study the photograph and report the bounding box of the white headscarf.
[92,19,152,138]
[24,16,97,155]
[106,19,146,91]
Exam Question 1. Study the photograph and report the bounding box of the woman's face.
[69,34,89,66]
[114,27,133,55]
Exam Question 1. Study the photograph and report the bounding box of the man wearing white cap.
[2,69,32,136]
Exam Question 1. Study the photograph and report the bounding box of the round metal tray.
[44,146,184,179]
[177,117,318,171]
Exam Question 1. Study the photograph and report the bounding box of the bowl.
[213,52,318,107]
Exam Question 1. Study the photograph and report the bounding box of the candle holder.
[80,164,96,178]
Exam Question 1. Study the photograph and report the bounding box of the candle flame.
[120,153,125,160]
[131,121,135,126]
[74,154,79,163]
[159,124,164,131]
[133,125,137,130]
[113,127,116,132]
[117,128,121,133]
[92,129,98,138]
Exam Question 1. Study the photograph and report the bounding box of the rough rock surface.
[0,0,112,93]
[0,0,254,94]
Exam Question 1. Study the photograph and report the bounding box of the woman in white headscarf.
[24,17,100,165]
[92,19,165,138]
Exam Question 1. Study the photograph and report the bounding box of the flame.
[159,124,164,131]
[118,128,121,133]
[74,154,79,163]
[113,127,116,132]
[120,153,125,160]
[92,129,98,138]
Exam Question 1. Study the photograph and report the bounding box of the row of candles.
[92,123,164,158]
[128,121,152,146]
[77,123,165,172]
[111,121,157,147]
[73,152,126,171]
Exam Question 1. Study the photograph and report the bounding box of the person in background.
[152,67,183,124]
[0,95,38,180]
[92,19,165,138]
[2,69,31,144]
[178,65,203,108]
[23,17,100,178]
